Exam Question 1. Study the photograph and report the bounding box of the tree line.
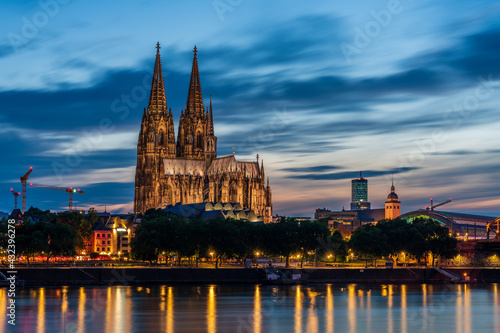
[349,217,458,266]
[131,209,348,267]
[132,211,458,267]
[0,206,97,265]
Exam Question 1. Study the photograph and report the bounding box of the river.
[1,283,499,332]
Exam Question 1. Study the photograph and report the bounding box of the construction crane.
[20,167,33,214]
[426,197,452,211]
[29,183,84,212]
[10,188,20,210]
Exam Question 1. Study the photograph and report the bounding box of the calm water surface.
[1,283,499,332]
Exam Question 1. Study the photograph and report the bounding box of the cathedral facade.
[134,43,273,222]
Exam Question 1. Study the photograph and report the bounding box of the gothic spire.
[148,42,167,115]
[208,95,214,136]
[185,46,204,116]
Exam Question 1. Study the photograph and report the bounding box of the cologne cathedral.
[134,43,273,222]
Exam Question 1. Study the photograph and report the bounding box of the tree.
[16,221,77,265]
[349,217,458,266]
[130,220,162,264]
[328,230,348,263]
[23,207,55,223]
[187,218,209,267]
[297,221,329,267]
[206,218,242,268]
[45,222,77,263]
[349,224,390,265]
[56,211,92,251]
[263,218,300,268]
[16,222,48,266]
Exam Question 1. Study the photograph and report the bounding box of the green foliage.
[129,215,333,268]
[23,206,56,223]
[262,218,300,267]
[130,219,162,264]
[349,224,390,259]
[16,221,77,264]
[328,230,349,262]
[56,211,93,250]
[87,207,99,226]
[45,222,78,258]
[349,217,458,265]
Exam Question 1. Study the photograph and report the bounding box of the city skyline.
[1,0,500,217]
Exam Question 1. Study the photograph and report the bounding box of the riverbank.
[6,267,500,286]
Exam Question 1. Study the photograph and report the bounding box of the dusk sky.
[1,0,500,217]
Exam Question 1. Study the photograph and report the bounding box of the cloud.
[281,165,341,173]
[28,166,136,187]
[430,148,500,156]
[288,167,420,181]
[43,130,137,156]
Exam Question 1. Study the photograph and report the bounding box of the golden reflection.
[463,285,471,333]
[115,287,123,333]
[382,285,388,297]
[77,287,86,333]
[125,286,132,333]
[254,285,261,333]
[295,286,302,333]
[167,287,174,333]
[0,288,6,332]
[37,288,45,333]
[105,287,112,332]
[326,285,334,333]
[207,285,216,333]
[387,285,393,333]
[61,287,68,332]
[348,284,356,333]
[456,285,463,333]
[401,285,407,333]
[358,289,364,309]
[306,289,318,333]
[160,285,166,312]
[493,283,500,327]
[494,284,499,330]
[366,290,372,333]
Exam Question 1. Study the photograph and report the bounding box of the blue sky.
[1,0,500,217]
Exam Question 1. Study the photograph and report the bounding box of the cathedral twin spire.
[185,46,204,116]
[148,42,168,115]
[144,42,216,160]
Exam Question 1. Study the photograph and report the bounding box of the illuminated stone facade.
[384,182,401,219]
[134,44,273,222]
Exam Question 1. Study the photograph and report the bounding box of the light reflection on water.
[3,283,499,332]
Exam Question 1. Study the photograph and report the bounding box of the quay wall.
[7,267,500,286]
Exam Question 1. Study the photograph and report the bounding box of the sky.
[1,0,500,217]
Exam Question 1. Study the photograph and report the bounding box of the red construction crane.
[10,188,20,210]
[425,197,452,211]
[29,183,84,212]
[20,167,33,214]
